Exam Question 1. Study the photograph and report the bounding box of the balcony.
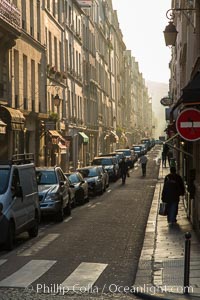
[0,0,21,35]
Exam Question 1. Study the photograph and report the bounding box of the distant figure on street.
[161,166,185,225]
[167,150,173,167]
[119,157,129,184]
[162,151,167,168]
[139,154,148,177]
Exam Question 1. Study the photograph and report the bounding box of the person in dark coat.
[161,167,185,225]
[162,151,167,168]
[119,157,129,184]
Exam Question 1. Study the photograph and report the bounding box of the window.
[23,55,28,110]
[37,0,41,41]
[48,31,52,65]
[30,0,34,36]
[31,60,35,112]
[54,37,58,69]
[22,0,26,30]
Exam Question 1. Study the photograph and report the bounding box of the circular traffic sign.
[176,108,200,141]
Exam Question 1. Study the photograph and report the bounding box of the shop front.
[167,72,200,237]
[46,130,67,170]
[0,105,25,160]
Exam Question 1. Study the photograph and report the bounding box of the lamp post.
[163,7,195,47]
[54,93,61,107]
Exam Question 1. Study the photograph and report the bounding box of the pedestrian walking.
[162,143,169,166]
[119,157,129,184]
[139,154,148,177]
[162,151,167,168]
[161,166,185,225]
[167,149,173,167]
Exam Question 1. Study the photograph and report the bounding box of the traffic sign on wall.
[176,108,200,141]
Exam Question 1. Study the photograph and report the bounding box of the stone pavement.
[134,163,200,300]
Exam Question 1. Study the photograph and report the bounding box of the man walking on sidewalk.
[139,154,148,177]
[161,166,185,225]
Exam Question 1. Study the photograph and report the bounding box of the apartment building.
[0,0,152,172]
[166,0,200,236]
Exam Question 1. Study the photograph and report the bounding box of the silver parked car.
[36,166,71,222]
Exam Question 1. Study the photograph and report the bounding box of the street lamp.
[54,93,61,107]
[163,7,195,47]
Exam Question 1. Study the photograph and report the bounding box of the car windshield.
[93,158,113,165]
[79,168,98,177]
[134,147,141,151]
[67,174,79,183]
[123,150,131,156]
[0,168,10,195]
[36,170,57,185]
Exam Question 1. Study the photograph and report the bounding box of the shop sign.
[160,97,173,106]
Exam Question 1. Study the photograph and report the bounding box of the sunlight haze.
[112,0,171,83]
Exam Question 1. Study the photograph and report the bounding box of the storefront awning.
[48,130,65,143]
[0,119,7,134]
[58,142,67,154]
[0,105,25,130]
[78,132,89,143]
[165,133,193,157]
[110,131,119,143]
[181,71,200,104]
[170,72,200,119]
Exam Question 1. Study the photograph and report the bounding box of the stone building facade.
[166,0,200,237]
[0,0,152,171]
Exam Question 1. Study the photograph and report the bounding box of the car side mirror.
[12,185,23,198]
[60,181,64,186]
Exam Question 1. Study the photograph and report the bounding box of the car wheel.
[99,184,104,195]
[64,201,71,216]
[5,221,15,251]
[85,195,89,202]
[76,189,85,205]
[56,206,64,222]
[28,212,39,238]
[64,194,71,216]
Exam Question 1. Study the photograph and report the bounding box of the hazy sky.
[112,0,172,84]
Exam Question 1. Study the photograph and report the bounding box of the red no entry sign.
[176,108,200,141]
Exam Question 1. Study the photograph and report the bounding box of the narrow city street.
[0,146,161,300]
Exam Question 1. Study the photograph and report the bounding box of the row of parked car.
[0,142,154,250]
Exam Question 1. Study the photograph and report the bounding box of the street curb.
[131,291,200,300]
[131,291,175,300]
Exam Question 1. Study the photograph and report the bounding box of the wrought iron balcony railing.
[0,0,21,30]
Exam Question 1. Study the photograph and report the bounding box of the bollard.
[184,232,191,294]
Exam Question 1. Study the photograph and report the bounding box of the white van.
[0,154,40,250]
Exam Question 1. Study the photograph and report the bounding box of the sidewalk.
[133,163,200,300]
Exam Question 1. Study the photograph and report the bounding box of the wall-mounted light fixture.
[54,94,61,107]
[163,7,196,46]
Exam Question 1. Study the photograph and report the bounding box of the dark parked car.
[98,152,125,164]
[97,165,109,188]
[92,156,119,181]
[36,166,71,221]
[77,166,106,196]
[65,172,89,205]
[131,145,143,157]
[115,149,137,168]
